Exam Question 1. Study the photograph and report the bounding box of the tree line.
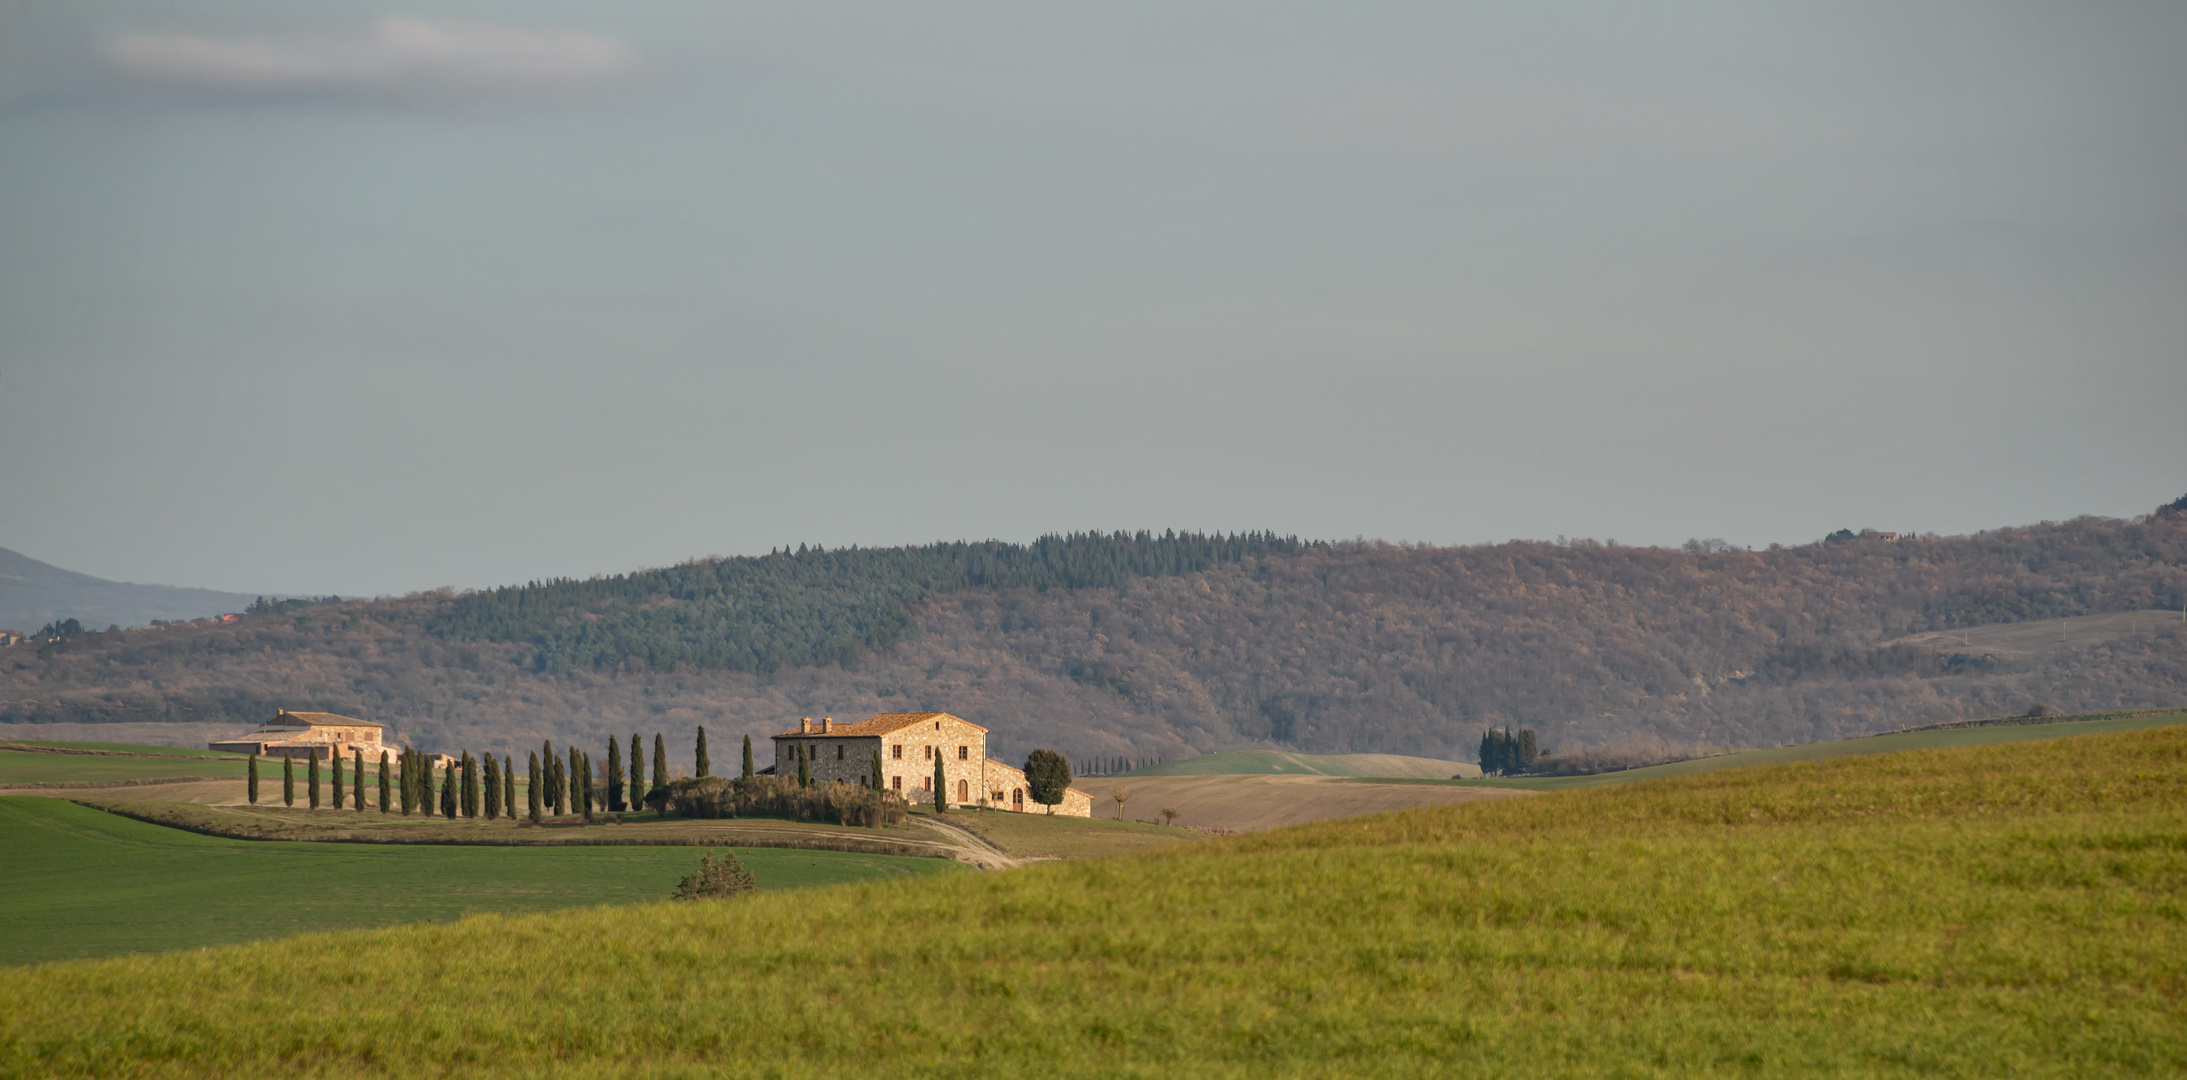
[430,530,1316,675]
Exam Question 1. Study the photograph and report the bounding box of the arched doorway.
[957,779,968,803]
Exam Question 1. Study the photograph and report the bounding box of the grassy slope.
[916,806,1202,859]
[0,799,960,966]
[0,747,250,785]
[1117,748,1474,779]
[0,741,239,758]
[4,728,2181,1077]
[1419,709,2187,791]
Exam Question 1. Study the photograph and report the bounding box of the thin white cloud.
[103,18,640,102]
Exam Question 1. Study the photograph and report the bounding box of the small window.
[957,745,968,760]
[891,776,901,791]
[836,745,844,761]
[923,745,933,760]
[891,744,902,760]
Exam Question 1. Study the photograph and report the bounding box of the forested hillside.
[2,512,2182,768]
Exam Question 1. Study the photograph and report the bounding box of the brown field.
[1890,607,2186,658]
[1089,772,1530,832]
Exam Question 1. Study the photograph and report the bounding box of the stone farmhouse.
[771,711,1093,816]
[208,709,389,762]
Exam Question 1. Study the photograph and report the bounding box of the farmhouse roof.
[772,711,987,739]
[269,710,383,729]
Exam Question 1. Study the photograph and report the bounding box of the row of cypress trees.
[239,726,728,819]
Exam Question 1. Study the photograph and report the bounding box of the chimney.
[821,717,833,733]
[799,717,812,734]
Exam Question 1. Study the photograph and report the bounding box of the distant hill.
[0,548,262,633]
[0,505,2182,769]
[1114,749,1479,779]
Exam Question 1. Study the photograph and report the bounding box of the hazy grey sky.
[3,1,2182,596]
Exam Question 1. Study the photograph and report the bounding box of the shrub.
[662,776,909,827]
[670,850,755,901]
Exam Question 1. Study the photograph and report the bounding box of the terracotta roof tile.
[771,711,988,738]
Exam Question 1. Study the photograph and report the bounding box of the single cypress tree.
[330,751,344,810]
[933,748,948,813]
[308,753,321,810]
[581,750,597,823]
[352,748,364,811]
[871,749,884,791]
[741,734,755,780]
[465,751,482,818]
[379,751,391,814]
[401,748,416,814]
[441,762,457,817]
[569,745,584,816]
[607,738,625,812]
[283,754,295,807]
[487,753,502,819]
[247,754,260,805]
[503,755,516,822]
[796,744,810,788]
[527,751,543,822]
[652,733,667,792]
[629,733,644,808]
[696,727,711,778]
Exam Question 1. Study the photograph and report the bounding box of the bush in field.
[664,776,909,827]
[670,850,755,901]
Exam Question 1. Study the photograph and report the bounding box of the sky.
[2,1,2182,597]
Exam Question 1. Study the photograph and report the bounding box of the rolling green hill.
[4,728,2179,1075]
[1116,748,1476,779]
[1422,707,2187,791]
[0,798,959,966]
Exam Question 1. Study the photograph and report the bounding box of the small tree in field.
[1024,749,1070,814]
[283,755,295,807]
[330,751,344,810]
[671,850,756,900]
[1161,806,1180,826]
[742,734,755,780]
[378,751,391,814]
[247,754,260,805]
[695,727,710,778]
[1110,787,1131,820]
[308,754,321,810]
[933,750,948,813]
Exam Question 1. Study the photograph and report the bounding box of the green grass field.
[3,726,2179,1076]
[0,747,251,785]
[1406,708,2187,791]
[0,799,961,966]
[0,740,240,758]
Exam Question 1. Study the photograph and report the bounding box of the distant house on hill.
[208,709,389,761]
[771,711,1093,816]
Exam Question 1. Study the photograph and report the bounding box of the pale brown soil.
[1092,774,1530,833]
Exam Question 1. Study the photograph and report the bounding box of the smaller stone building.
[771,711,1093,816]
[208,710,389,762]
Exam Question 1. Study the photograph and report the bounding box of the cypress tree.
[527,751,543,822]
[503,755,516,822]
[247,754,259,805]
[543,741,560,816]
[283,754,295,807]
[331,751,344,810]
[353,749,364,811]
[441,762,456,817]
[741,734,754,780]
[379,750,391,814]
[308,753,321,810]
[696,727,710,778]
[652,733,667,792]
[607,738,624,812]
[465,752,482,818]
[629,733,644,808]
[796,744,810,788]
[484,752,500,819]
[400,748,415,814]
[569,745,584,815]
[933,747,948,813]
[581,750,597,823]
[871,749,884,791]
